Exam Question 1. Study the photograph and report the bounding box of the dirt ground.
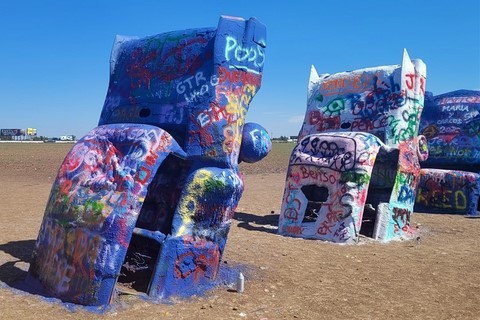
[0,142,479,319]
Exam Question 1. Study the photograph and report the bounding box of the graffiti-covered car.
[279,50,428,243]
[27,16,271,306]
[415,90,480,215]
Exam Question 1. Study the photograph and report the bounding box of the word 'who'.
[177,71,219,103]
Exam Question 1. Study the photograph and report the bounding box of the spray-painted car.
[415,90,480,215]
[27,16,271,306]
[279,50,428,243]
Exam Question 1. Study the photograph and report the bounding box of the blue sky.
[0,1,479,138]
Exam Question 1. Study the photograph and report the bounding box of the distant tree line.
[271,136,297,142]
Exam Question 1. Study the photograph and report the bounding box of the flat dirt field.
[0,142,479,319]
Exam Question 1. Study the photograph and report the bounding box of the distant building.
[59,135,74,141]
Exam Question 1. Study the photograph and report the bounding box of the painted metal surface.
[28,125,186,305]
[419,90,480,169]
[279,132,386,242]
[414,90,480,215]
[28,16,269,306]
[279,50,427,243]
[415,168,480,216]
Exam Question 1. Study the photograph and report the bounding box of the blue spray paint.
[27,16,270,306]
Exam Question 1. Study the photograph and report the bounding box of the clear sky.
[0,1,479,138]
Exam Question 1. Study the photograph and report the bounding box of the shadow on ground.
[233,211,279,234]
[0,239,35,290]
